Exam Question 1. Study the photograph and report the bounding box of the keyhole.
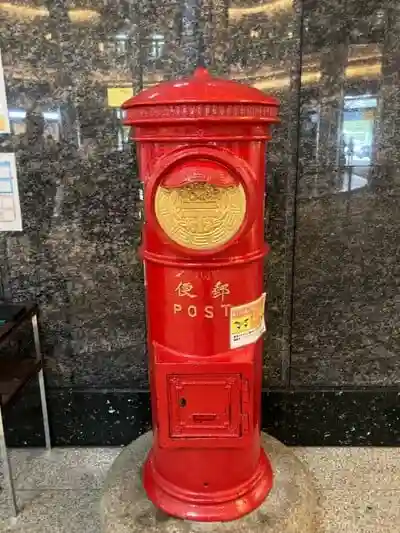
[180,398,187,408]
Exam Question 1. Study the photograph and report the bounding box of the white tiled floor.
[0,446,399,532]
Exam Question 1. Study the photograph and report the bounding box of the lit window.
[115,33,128,54]
[150,34,165,59]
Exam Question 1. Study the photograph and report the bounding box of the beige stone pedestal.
[101,432,318,533]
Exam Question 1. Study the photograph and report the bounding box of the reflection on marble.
[293,0,400,384]
[1,0,148,389]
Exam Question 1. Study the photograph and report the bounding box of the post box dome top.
[122,67,279,125]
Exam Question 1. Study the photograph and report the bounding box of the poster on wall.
[0,50,10,134]
[0,153,22,231]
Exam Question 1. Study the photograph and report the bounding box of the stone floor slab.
[14,448,120,490]
[320,488,400,533]
[295,447,400,490]
[0,489,101,533]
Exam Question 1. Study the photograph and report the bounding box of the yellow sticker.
[230,293,266,349]
[107,87,134,108]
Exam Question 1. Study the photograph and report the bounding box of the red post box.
[122,68,279,523]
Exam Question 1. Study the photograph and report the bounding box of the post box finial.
[193,66,210,79]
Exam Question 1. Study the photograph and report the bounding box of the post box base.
[143,447,273,522]
[101,432,318,533]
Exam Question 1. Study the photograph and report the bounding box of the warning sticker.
[230,293,266,349]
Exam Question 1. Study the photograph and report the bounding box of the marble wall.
[0,0,399,400]
[292,0,400,385]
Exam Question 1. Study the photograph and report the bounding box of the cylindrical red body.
[123,68,279,522]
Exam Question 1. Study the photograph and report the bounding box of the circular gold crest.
[154,182,246,250]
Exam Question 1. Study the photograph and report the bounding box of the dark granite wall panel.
[1,0,148,388]
[291,0,400,384]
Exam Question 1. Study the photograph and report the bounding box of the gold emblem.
[154,182,246,250]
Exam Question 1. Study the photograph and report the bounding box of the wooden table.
[0,303,51,516]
